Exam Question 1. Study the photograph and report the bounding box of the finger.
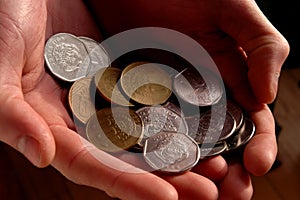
[50,125,178,200]
[192,156,228,183]
[162,172,219,200]
[244,105,277,176]
[218,162,253,200]
[219,0,289,103]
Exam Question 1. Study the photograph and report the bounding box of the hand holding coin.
[0,0,289,200]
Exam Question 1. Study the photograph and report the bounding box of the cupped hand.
[0,0,230,200]
[86,0,289,199]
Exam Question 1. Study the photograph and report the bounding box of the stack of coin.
[45,33,255,174]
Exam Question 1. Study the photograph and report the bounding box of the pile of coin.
[45,33,255,174]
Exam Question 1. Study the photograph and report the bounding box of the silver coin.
[199,141,227,159]
[45,33,90,82]
[224,118,255,152]
[162,101,183,117]
[186,110,236,144]
[78,36,110,76]
[136,105,188,146]
[143,131,200,173]
[173,67,223,106]
[226,100,244,130]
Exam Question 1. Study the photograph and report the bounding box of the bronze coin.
[86,107,143,152]
[173,67,223,106]
[120,62,172,105]
[68,77,96,124]
[94,67,133,106]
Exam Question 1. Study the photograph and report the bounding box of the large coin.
[86,107,143,152]
[173,67,223,106]
[186,110,236,144]
[78,36,110,76]
[44,33,90,82]
[224,118,255,153]
[120,62,172,105]
[68,77,96,124]
[143,131,200,173]
[136,105,188,146]
[94,67,133,106]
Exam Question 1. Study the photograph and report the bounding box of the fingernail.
[17,136,41,166]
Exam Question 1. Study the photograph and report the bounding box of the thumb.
[246,34,289,103]
[0,92,55,167]
[220,0,289,103]
[0,4,55,166]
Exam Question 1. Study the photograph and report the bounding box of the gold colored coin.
[68,77,96,124]
[120,62,172,105]
[94,67,133,106]
[86,107,143,152]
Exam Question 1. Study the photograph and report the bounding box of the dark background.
[256,0,300,69]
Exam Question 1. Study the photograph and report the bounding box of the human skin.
[0,0,289,199]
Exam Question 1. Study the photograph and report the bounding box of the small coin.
[173,67,223,106]
[94,67,133,106]
[224,118,255,152]
[143,131,200,173]
[45,33,90,82]
[68,77,96,124]
[136,105,188,146]
[78,36,110,76]
[86,107,143,152]
[120,62,172,105]
[186,110,236,144]
[199,141,227,159]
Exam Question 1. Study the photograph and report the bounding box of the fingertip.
[244,135,277,176]
[16,132,55,168]
[0,99,56,168]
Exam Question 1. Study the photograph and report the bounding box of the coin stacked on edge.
[45,33,255,174]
